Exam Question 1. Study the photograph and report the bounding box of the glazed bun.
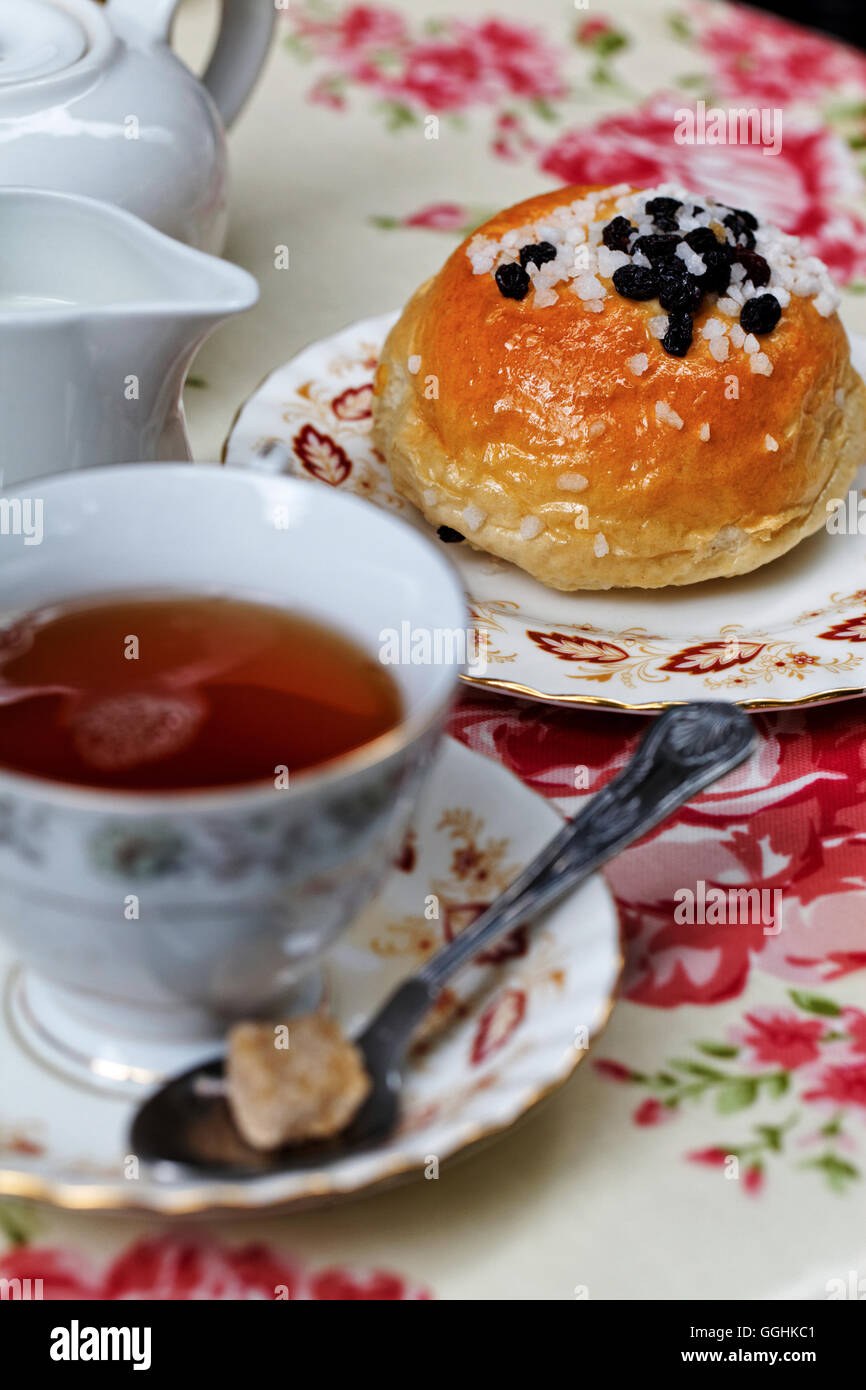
[372,183,866,590]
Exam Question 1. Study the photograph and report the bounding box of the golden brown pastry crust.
[372,185,866,590]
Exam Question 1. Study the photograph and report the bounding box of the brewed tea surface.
[0,594,401,791]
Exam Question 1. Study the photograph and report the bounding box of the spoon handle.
[416,702,755,994]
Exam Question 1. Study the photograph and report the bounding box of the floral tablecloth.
[3,0,866,1300]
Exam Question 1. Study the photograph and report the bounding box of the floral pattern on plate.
[225,314,866,712]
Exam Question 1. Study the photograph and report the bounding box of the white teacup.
[0,464,466,1089]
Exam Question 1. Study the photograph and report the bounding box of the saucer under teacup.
[0,738,621,1214]
[8,965,325,1096]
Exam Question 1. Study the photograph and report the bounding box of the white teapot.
[0,0,275,252]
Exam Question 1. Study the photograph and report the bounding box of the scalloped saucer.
[225,316,866,712]
[0,737,621,1215]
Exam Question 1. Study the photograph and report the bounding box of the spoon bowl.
[130,1027,404,1178]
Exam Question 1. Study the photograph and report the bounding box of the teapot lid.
[0,0,88,84]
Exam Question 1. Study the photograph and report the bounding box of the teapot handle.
[108,0,276,129]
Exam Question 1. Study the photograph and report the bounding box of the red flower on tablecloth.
[396,38,494,112]
[809,953,866,981]
[633,1097,674,1126]
[786,952,866,983]
[606,729,792,1005]
[804,1061,866,1109]
[742,718,866,911]
[373,200,495,236]
[290,3,408,76]
[308,76,347,110]
[0,1246,103,1299]
[453,705,746,1006]
[539,96,866,284]
[594,1058,638,1083]
[406,202,469,231]
[597,988,864,1192]
[622,905,768,1007]
[464,19,567,101]
[739,1009,826,1069]
[102,1240,303,1301]
[449,692,644,799]
[306,4,866,291]
[0,1237,428,1300]
[693,1,866,105]
[688,1147,729,1166]
[844,1009,866,1056]
[759,893,866,985]
[492,110,540,162]
[285,6,566,118]
[309,1268,421,1299]
[743,1163,764,1195]
[452,699,866,1005]
[576,18,615,48]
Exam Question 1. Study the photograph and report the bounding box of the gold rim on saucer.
[0,929,623,1217]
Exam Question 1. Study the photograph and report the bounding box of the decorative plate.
[225,315,866,712]
[0,736,621,1215]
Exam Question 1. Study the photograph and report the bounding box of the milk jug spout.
[0,188,258,486]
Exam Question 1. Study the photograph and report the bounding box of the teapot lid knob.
[0,0,87,85]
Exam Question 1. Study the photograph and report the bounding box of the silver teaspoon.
[130,702,756,1178]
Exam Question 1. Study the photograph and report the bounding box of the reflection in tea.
[0,594,402,791]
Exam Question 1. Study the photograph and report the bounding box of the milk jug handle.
[107,0,276,128]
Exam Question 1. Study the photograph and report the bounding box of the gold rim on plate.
[460,671,866,713]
